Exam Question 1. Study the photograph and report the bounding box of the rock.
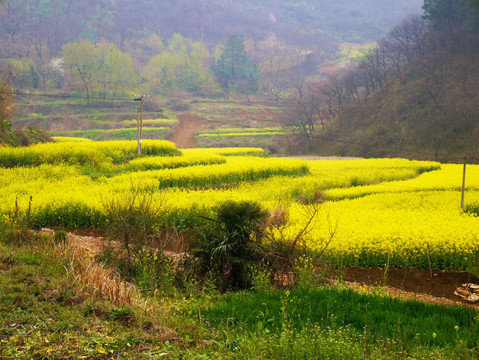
[455,284,479,302]
[468,293,479,303]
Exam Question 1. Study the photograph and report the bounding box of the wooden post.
[134,95,149,155]
[139,96,144,155]
[136,106,141,155]
[461,158,467,211]
[134,96,143,155]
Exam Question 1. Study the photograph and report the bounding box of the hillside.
[0,125,51,146]
[0,0,422,54]
[293,0,479,162]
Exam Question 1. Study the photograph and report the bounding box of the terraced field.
[3,139,478,270]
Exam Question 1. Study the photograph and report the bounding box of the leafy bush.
[193,200,269,289]
[133,248,175,297]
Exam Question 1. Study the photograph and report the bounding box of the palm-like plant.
[195,200,269,289]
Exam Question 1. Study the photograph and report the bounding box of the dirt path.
[167,113,210,148]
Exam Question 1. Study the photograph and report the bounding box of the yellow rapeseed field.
[2,140,478,269]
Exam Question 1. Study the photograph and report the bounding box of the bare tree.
[0,66,15,126]
[321,73,347,128]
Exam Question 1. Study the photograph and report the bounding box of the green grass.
[200,287,479,348]
[51,127,170,141]
[0,243,176,359]
[1,237,478,359]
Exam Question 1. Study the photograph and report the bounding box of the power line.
[4,90,479,108]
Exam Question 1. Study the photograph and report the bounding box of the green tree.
[62,41,99,104]
[423,0,479,27]
[141,34,218,95]
[212,35,259,98]
[97,43,138,98]
[7,59,40,89]
[63,41,138,102]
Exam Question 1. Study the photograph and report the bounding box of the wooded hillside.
[289,0,479,161]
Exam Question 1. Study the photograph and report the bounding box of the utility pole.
[134,95,149,155]
[136,105,141,154]
[461,156,467,211]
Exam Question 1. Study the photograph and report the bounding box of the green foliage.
[133,248,175,297]
[294,255,328,289]
[62,41,138,102]
[423,0,479,27]
[142,34,219,95]
[202,287,479,349]
[7,59,39,89]
[249,262,273,293]
[1,197,33,245]
[30,202,107,229]
[465,203,479,217]
[212,35,259,95]
[108,307,135,321]
[193,200,269,289]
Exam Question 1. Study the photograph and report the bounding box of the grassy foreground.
[1,235,478,359]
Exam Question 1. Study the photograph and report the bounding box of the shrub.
[133,248,175,297]
[193,200,269,290]
[1,197,33,245]
[102,186,163,261]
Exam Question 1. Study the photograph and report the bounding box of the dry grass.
[34,229,160,313]
[62,241,159,312]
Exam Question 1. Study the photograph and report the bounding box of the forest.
[0,0,421,98]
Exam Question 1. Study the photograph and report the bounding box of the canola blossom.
[0,140,178,167]
[3,140,478,270]
[52,136,93,143]
[196,127,289,139]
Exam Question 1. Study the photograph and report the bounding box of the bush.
[1,197,33,245]
[193,200,269,290]
[102,186,162,260]
[133,248,175,297]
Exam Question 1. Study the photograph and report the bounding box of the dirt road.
[167,114,210,148]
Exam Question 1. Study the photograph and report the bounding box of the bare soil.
[167,113,210,148]
[342,267,479,308]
